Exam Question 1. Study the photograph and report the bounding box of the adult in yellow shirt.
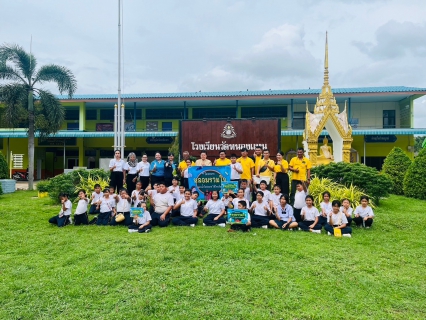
[252,146,263,168]
[289,147,312,204]
[255,149,275,187]
[178,151,195,185]
[213,151,232,166]
[273,151,289,196]
[237,147,255,181]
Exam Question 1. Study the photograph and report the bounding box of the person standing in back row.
[150,152,165,188]
[289,147,312,205]
[109,150,125,193]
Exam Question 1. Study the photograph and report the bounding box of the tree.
[382,147,412,195]
[0,151,8,179]
[0,44,77,190]
[403,148,426,200]
[414,136,426,153]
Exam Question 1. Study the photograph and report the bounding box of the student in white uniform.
[353,195,375,228]
[293,182,307,223]
[96,188,115,226]
[109,150,126,193]
[240,179,251,203]
[324,200,352,237]
[48,193,72,227]
[340,198,353,226]
[137,154,151,190]
[123,152,139,196]
[203,190,226,227]
[89,184,103,214]
[298,195,322,233]
[269,184,283,213]
[269,194,298,230]
[168,178,180,202]
[151,182,174,227]
[131,182,143,207]
[74,189,89,226]
[250,191,271,229]
[254,180,271,204]
[319,191,332,226]
[230,153,243,187]
[128,202,152,233]
[110,189,132,226]
[230,189,250,210]
[172,190,199,227]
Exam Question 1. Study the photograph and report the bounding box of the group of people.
[48,147,375,236]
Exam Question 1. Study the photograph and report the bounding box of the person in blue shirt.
[164,152,177,187]
[149,152,165,188]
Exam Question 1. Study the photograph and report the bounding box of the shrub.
[0,151,8,179]
[45,169,110,203]
[0,182,3,195]
[308,176,374,208]
[47,174,75,203]
[74,172,110,197]
[36,180,50,193]
[382,147,412,195]
[403,148,426,200]
[311,162,392,204]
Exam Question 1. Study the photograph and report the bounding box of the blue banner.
[188,166,231,200]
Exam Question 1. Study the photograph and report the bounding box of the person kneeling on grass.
[128,202,152,233]
[228,200,251,232]
[172,189,199,227]
[353,195,375,228]
[298,195,322,233]
[203,190,226,227]
[250,191,271,229]
[74,189,89,226]
[269,194,298,230]
[324,200,352,237]
[110,188,132,226]
[49,193,72,227]
[96,188,116,226]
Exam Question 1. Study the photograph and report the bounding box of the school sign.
[180,119,281,160]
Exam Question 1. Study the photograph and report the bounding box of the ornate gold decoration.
[303,32,353,166]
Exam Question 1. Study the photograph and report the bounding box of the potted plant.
[36,180,50,198]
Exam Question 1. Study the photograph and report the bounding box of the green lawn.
[0,192,425,319]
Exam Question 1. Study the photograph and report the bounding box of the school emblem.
[221,123,237,139]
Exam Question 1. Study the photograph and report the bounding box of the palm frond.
[0,83,28,128]
[33,64,77,97]
[0,44,36,81]
[0,64,27,83]
[34,89,65,136]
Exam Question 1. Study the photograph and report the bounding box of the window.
[67,123,79,130]
[162,122,173,131]
[383,110,395,128]
[292,112,306,129]
[241,106,287,118]
[146,108,183,120]
[100,109,114,121]
[192,108,235,119]
[125,109,142,120]
[86,109,97,120]
[65,109,79,120]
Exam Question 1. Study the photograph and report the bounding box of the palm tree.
[0,44,77,190]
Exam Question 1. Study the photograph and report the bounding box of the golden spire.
[324,31,329,86]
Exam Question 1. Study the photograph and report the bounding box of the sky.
[1,0,426,127]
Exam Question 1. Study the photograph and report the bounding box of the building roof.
[58,86,426,101]
[2,128,426,139]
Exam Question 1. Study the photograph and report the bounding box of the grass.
[0,191,425,319]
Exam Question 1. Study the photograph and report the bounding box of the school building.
[1,86,426,179]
